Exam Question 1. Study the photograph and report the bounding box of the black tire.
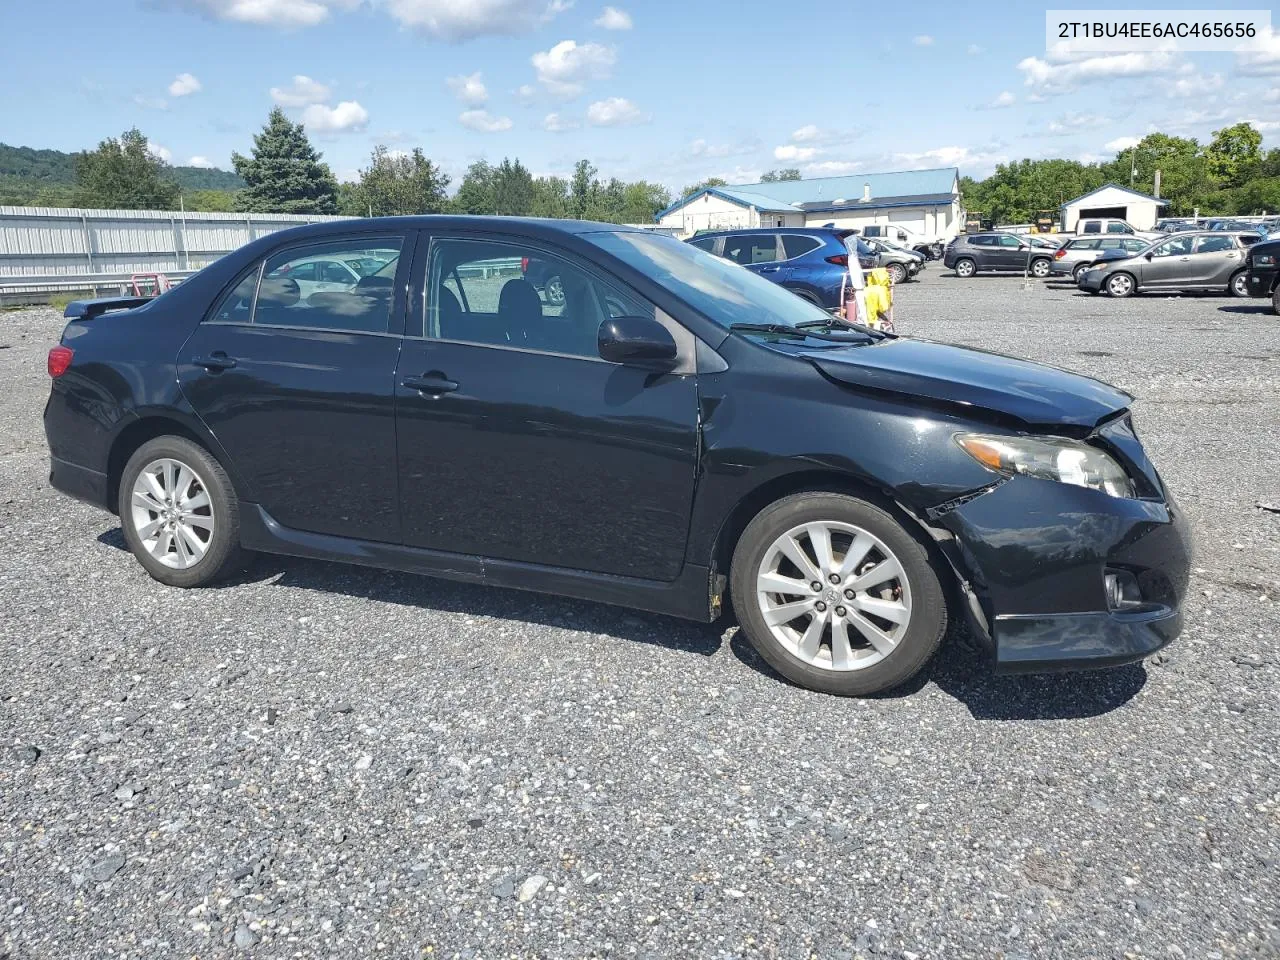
[954,258,976,279]
[788,287,824,307]
[1272,285,1280,316]
[118,436,244,588]
[1228,270,1249,298]
[1106,272,1136,298]
[887,263,907,284]
[729,492,947,697]
[545,275,565,305]
[1030,257,1051,278]
[1073,262,1090,282]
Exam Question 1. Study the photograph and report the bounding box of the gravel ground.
[1,271,1278,959]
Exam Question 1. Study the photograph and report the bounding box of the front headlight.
[956,433,1135,498]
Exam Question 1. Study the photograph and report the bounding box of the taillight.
[1054,248,1067,258]
[825,254,848,266]
[48,345,73,378]
[520,257,529,274]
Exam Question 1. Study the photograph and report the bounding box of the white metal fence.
[0,205,350,298]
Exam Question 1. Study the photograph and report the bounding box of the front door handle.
[402,372,459,396]
[759,265,780,273]
[192,352,237,372]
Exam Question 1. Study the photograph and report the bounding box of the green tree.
[74,128,180,209]
[570,159,598,219]
[451,160,496,214]
[530,176,570,218]
[232,107,339,214]
[619,180,672,223]
[491,158,535,216]
[348,145,450,217]
[760,168,801,182]
[1205,122,1263,189]
[186,189,239,212]
[1102,133,1210,215]
[679,176,727,199]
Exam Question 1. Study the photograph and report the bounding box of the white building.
[1058,183,1169,232]
[657,168,962,243]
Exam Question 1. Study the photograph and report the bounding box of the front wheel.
[1030,257,1051,278]
[730,493,947,696]
[1228,270,1249,298]
[119,436,244,588]
[1106,272,1135,298]
[544,275,565,305]
[954,258,976,279]
[1073,262,1091,282]
[887,263,907,284]
[1273,285,1280,316]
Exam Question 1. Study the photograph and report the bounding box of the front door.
[994,234,1027,270]
[1139,234,1195,289]
[394,233,700,581]
[178,234,410,543]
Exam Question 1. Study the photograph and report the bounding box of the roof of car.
[256,215,645,243]
[692,226,847,237]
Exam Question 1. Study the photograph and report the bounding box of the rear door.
[178,233,411,543]
[1187,233,1242,287]
[722,232,787,281]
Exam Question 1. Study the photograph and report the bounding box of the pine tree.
[74,128,180,210]
[232,108,339,214]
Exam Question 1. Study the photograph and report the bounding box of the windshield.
[588,231,834,330]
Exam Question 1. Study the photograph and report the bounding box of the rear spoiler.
[63,296,153,320]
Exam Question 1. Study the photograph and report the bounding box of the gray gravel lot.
[1,270,1278,959]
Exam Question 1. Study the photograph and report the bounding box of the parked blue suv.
[686,228,876,309]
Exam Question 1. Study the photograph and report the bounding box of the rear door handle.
[402,372,459,396]
[759,265,780,273]
[192,353,237,372]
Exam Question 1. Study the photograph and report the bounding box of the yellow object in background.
[864,268,894,327]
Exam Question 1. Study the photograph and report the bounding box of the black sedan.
[1244,237,1280,314]
[44,216,1189,697]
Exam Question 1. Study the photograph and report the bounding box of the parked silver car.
[1049,236,1151,281]
[1077,232,1261,298]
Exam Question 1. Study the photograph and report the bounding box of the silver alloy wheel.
[546,276,565,305]
[755,520,912,672]
[1230,272,1248,297]
[955,259,975,278]
[888,263,905,284]
[1108,273,1134,297]
[130,457,215,570]
[1032,258,1050,277]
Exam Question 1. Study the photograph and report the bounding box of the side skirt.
[238,504,716,623]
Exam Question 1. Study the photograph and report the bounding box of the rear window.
[781,234,822,259]
[687,236,718,252]
[1070,238,1102,249]
[722,234,779,265]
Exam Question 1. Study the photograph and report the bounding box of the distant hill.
[0,142,244,205]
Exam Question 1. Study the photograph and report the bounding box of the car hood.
[801,337,1132,428]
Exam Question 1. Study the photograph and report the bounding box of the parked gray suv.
[943,233,1056,278]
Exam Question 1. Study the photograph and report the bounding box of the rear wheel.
[1106,272,1135,298]
[954,258,976,279]
[730,493,947,696]
[1073,262,1091,282]
[1272,285,1280,316]
[1030,257,1051,278]
[119,436,243,588]
[544,275,565,305]
[1228,270,1249,298]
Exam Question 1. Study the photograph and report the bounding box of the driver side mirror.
[598,315,677,370]
[1144,252,1154,260]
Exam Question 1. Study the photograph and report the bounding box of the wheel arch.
[106,413,249,515]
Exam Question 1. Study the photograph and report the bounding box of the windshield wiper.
[729,321,878,344]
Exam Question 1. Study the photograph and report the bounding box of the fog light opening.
[1104,569,1143,611]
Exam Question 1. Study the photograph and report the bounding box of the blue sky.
[2,0,1278,191]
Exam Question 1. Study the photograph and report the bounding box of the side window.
[426,238,653,359]
[1081,221,1101,234]
[1238,234,1261,247]
[1152,236,1193,257]
[723,234,778,264]
[688,236,718,253]
[1194,235,1233,254]
[257,239,402,333]
[1124,239,1147,251]
[1099,238,1123,249]
[1069,239,1100,250]
[781,234,821,259]
[998,235,1022,248]
[970,236,994,247]
[209,266,261,324]
[1107,222,1132,234]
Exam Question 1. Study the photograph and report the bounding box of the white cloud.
[187,155,215,167]
[168,72,202,97]
[1239,117,1280,132]
[1104,136,1140,151]
[986,91,1016,109]
[966,43,983,55]
[446,71,488,106]
[1046,112,1108,134]
[179,0,346,27]
[301,100,369,133]
[385,0,569,41]
[586,96,647,126]
[1170,72,1225,98]
[271,75,331,106]
[774,144,817,161]
[1237,25,1280,76]
[459,109,514,132]
[913,35,933,46]
[1017,49,1176,93]
[531,39,615,98]
[133,94,168,110]
[690,138,759,159]
[543,112,578,132]
[594,5,631,29]
[893,145,1008,175]
[791,124,823,142]
[148,143,173,163]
